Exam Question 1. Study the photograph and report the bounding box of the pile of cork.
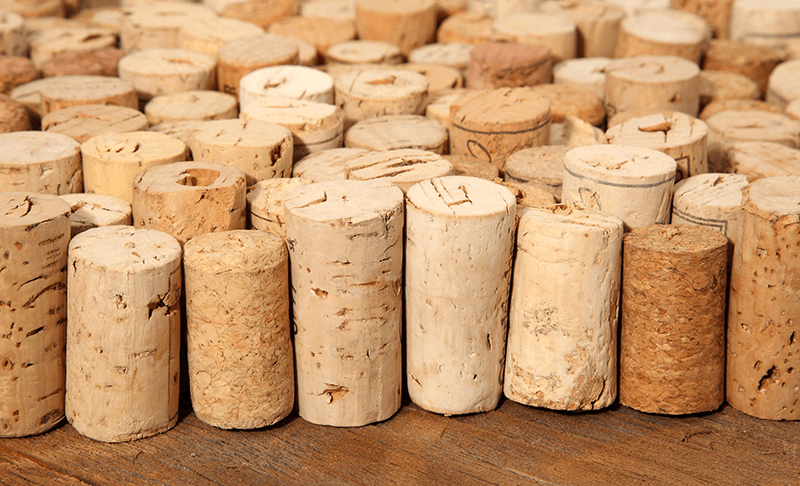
[2,0,800,443]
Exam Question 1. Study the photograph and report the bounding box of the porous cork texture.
[620,224,728,415]
[0,131,82,194]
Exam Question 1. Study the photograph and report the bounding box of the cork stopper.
[529,84,605,126]
[216,34,300,98]
[344,148,453,193]
[466,41,552,90]
[42,104,148,143]
[268,15,356,57]
[0,93,30,133]
[246,178,314,238]
[144,91,237,126]
[614,9,710,63]
[292,147,369,182]
[118,48,217,101]
[443,154,499,180]
[59,193,133,237]
[436,11,493,44]
[344,115,448,154]
[504,145,567,201]
[0,56,38,95]
[699,99,783,121]
[728,141,800,178]
[41,47,123,78]
[38,74,138,115]
[0,131,81,194]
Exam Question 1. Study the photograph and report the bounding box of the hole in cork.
[366,76,396,86]
[176,168,220,187]
[81,34,103,42]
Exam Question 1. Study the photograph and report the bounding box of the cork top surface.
[699,71,760,101]
[537,0,626,20]
[188,119,292,148]
[9,77,82,114]
[293,147,369,181]
[565,144,677,183]
[68,225,181,272]
[59,193,132,226]
[0,192,70,227]
[706,39,787,63]
[706,110,800,139]
[407,175,516,218]
[144,91,237,122]
[82,131,187,162]
[344,115,447,151]
[492,12,577,35]
[505,146,568,181]
[673,173,750,209]
[0,11,23,26]
[240,96,342,131]
[180,16,264,44]
[728,141,800,177]
[402,63,464,93]
[699,100,783,121]
[554,57,611,83]
[354,0,436,13]
[469,41,551,65]
[247,178,314,210]
[443,154,499,180]
[37,74,135,100]
[184,229,286,270]
[0,94,30,133]
[437,12,493,44]
[133,161,245,193]
[42,104,148,143]
[268,16,356,54]
[767,60,800,97]
[325,40,403,64]
[118,48,216,74]
[528,84,605,126]
[625,224,728,253]
[149,120,211,145]
[344,149,453,192]
[606,112,708,149]
[0,131,80,164]
[497,180,556,208]
[517,204,623,233]
[605,56,700,83]
[451,87,551,130]
[218,34,299,66]
[621,10,711,43]
[608,108,678,128]
[409,42,473,69]
[745,175,800,216]
[335,69,429,100]
[284,179,404,223]
[121,2,215,26]
[240,65,334,99]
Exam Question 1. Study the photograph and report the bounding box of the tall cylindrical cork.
[355,0,437,55]
[537,1,626,58]
[184,230,294,429]
[59,193,133,238]
[0,193,70,437]
[405,176,516,415]
[562,145,676,230]
[0,131,82,194]
[132,161,247,246]
[285,180,405,427]
[246,178,313,238]
[671,173,750,243]
[620,224,728,414]
[66,226,182,442]
[727,176,800,420]
[505,205,622,410]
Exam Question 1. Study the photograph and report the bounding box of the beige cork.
[0,11,26,57]
[549,115,607,148]
[246,177,313,237]
[239,65,334,108]
[504,145,567,202]
[2,0,64,17]
[702,40,785,94]
[118,48,216,102]
[727,176,800,420]
[553,57,611,101]
[178,16,264,59]
[767,60,800,110]
[671,173,749,243]
[529,84,605,127]
[409,42,472,73]
[400,63,464,96]
[405,176,516,415]
[496,179,557,209]
[334,68,428,130]
[699,99,783,122]
[0,93,30,133]
[730,0,800,51]
[66,226,182,442]
[344,148,453,194]
[0,56,38,95]
[144,91,237,127]
[59,193,133,238]
[120,2,216,53]
[727,141,800,179]
[492,12,577,64]
[0,193,70,437]
[285,179,405,426]
[699,70,760,109]
[620,224,728,414]
[211,0,296,29]
[184,230,294,429]
[0,131,81,194]
[42,104,148,144]
[344,115,448,154]
[355,0,437,55]
[436,11,492,44]
[149,120,211,148]
[424,88,467,135]
[301,0,356,23]
[466,42,552,90]
[268,15,355,57]
[324,40,403,66]
[38,75,139,116]
[670,0,733,39]
[292,148,369,182]
[29,27,115,70]
[614,9,710,64]
[537,1,626,58]
[217,34,299,98]
[506,205,622,411]
[608,108,678,129]
[41,47,124,78]
[443,154,499,180]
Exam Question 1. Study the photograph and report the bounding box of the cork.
[699,70,760,109]
[424,88,467,134]
[608,108,677,129]
[41,47,123,78]
[727,141,800,178]
[549,115,607,148]
[246,177,313,237]
[699,99,783,122]
[505,205,622,411]
[65,226,182,442]
[727,176,800,420]
[449,87,551,171]
[670,0,733,39]
[29,27,115,70]
[72,7,124,36]
[466,41,552,90]
[767,60,800,110]
[59,193,133,238]
[183,230,293,429]
[614,9,710,64]
[553,57,611,101]
[344,115,448,154]
[0,93,30,133]
[702,39,785,94]
[344,148,453,193]
[211,0,296,28]
[604,55,701,118]
[620,224,727,414]
[292,148,369,182]
[443,154,499,180]
[324,40,403,66]
[605,112,709,182]
[178,16,264,59]
[787,38,800,60]
[149,120,210,147]
[529,84,605,127]
[405,176,516,415]
[285,179,404,426]
[2,0,64,17]
[21,18,75,45]
[118,48,216,103]
[334,68,428,130]
[144,91,237,126]
[39,75,138,116]
[239,96,343,161]
[0,11,26,57]
[467,0,537,18]
[239,65,334,108]
[400,63,463,96]
[216,34,300,98]
[730,0,800,51]
[0,56,38,95]
[81,131,188,203]
[705,110,800,173]
[268,15,355,58]
[0,193,70,437]
[786,99,800,123]
[671,173,749,243]
[436,11,493,44]
[0,131,81,194]
[355,0,437,56]
[536,0,626,58]
[409,42,472,73]
[301,0,356,23]
[497,179,557,208]
[492,12,577,64]
[605,0,670,14]
[562,144,677,230]
[42,104,148,144]
[504,145,567,202]
[119,2,216,53]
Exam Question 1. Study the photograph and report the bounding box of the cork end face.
[744,175,800,217]
[626,224,728,254]
[0,192,71,226]
[407,175,516,218]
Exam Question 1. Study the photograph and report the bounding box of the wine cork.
[239,65,334,108]
[562,144,677,230]
[498,179,557,208]
[467,0,537,18]
[702,40,785,94]
[443,153,499,180]
[424,88,467,132]
[730,0,800,50]
[399,63,463,96]
[671,173,749,242]
[187,119,293,186]
[437,11,492,44]
[268,15,355,58]
[614,9,710,64]
[699,99,783,122]
[706,110,800,173]
[449,87,551,171]
[81,131,188,202]
[604,55,701,118]
[0,11,26,57]
[118,48,216,102]
[786,99,800,123]
[504,145,567,202]
[405,176,516,415]
[0,193,70,437]
[492,12,577,64]
[409,42,472,73]
[285,179,404,426]
[344,148,453,193]
[59,193,133,238]
[727,176,800,420]
[553,57,611,101]
[620,224,728,414]
[549,115,606,148]
[324,40,403,65]
[334,68,428,130]
[42,104,148,144]
[506,205,622,411]
[41,47,124,78]
[246,177,313,237]
[767,60,800,110]
[529,84,605,127]
[0,131,81,194]
[184,230,293,429]
[0,93,30,133]
[144,91,237,126]
[66,226,182,442]
[120,2,216,53]
[727,141,800,178]
[605,0,669,14]
[466,41,552,90]
[29,27,115,70]
[355,0,437,55]
[292,148,369,182]
[10,78,55,127]
[2,0,64,17]
[21,17,74,45]
[0,56,38,95]
[149,120,210,147]
[178,16,264,59]
[699,70,761,109]
[210,0,296,28]
[605,112,709,182]
[344,115,448,154]
[72,7,125,35]
[39,75,138,116]
[217,34,300,98]
[607,108,677,129]
[301,0,356,23]
[240,96,343,161]
[536,0,626,58]
[670,0,733,39]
